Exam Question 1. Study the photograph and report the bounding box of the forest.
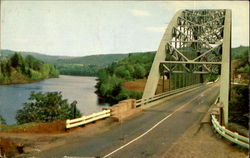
[231,46,249,77]
[0,53,59,84]
[96,46,249,105]
[96,52,155,104]
[1,49,128,76]
[56,64,102,76]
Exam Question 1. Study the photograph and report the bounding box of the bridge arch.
[143,9,231,125]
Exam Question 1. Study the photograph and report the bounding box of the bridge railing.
[211,114,249,149]
[66,83,206,129]
[135,83,202,107]
[66,109,111,129]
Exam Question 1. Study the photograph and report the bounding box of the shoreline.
[0,76,59,85]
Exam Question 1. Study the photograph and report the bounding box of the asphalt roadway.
[36,83,219,158]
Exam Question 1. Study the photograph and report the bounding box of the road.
[36,83,219,158]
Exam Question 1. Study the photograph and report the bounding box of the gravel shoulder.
[162,120,248,158]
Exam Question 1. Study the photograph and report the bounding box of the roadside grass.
[0,122,38,132]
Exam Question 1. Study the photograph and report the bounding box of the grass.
[0,122,38,132]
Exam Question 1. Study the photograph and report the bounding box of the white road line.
[103,85,215,158]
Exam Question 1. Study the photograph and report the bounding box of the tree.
[16,91,81,124]
[5,61,12,76]
[114,66,131,79]
[134,64,146,78]
[10,53,25,71]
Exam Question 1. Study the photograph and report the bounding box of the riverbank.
[0,67,59,85]
[0,75,58,85]
[95,78,170,105]
[0,53,59,85]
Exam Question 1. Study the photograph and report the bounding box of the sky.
[0,1,249,56]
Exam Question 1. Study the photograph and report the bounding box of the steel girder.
[143,9,231,125]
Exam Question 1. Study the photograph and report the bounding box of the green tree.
[10,53,25,71]
[97,69,108,81]
[114,66,131,79]
[26,55,44,72]
[48,64,59,77]
[134,64,146,78]
[5,61,12,76]
[16,91,81,124]
[126,65,135,74]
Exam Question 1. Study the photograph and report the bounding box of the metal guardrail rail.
[135,83,202,107]
[66,109,111,129]
[211,114,249,149]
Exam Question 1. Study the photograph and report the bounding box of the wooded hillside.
[0,53,59,84]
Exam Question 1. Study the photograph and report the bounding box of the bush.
[237,64,249,73]
[116,88,142,101]
[16,91,81,124]
[207,74,218,82]
[229,85,249,128]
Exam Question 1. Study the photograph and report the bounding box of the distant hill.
[0,49,69,64]
[0,49,129,66]
[1,46,248,65]
[55,54,129,66]
[231,46,249,60]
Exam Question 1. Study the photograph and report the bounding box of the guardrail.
[211,114,249,149]
[66,83,206,129]
[135,83,202,107]
[66,109,111,129]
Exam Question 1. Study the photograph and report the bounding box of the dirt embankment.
[0,118,117,158]
[0,137,24,157]
[121,78,170,94]
[2,121,66,134]
[121,79,147,92]
[0,121,67,157]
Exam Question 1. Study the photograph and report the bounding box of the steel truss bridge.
[143,9,231,125]
[40,9,249,158]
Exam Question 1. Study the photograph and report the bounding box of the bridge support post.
[219,10,231,126]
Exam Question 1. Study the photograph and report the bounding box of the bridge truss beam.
[143,9,231,125]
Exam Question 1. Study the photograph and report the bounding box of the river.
[0,75,108,124]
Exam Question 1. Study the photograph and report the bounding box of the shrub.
[207,74,218,82]
[16,91,81,124]
[116,88,142,101]
[229,85,249,128]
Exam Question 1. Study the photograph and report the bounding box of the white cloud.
[145,26,166,33]
[129,9,151,17]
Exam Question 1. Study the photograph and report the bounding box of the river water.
[0,75,107,124]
